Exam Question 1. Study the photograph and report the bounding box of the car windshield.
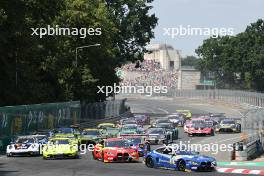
[168,116,180,120]
[56,128,73,134]
[156,123,172,128]
[16,138,34,143]
[157,119,169,123]
[51,139,69,144]
[105,140,129,147]
[123,124,138,129]
[123,121,137,125]
[82,130,100,135]
[148,128,163,134]
[192,123,207,128]
[135,115,145,119]
[192,120,205,124]
[222,120,235,124]
[126,138,142,144]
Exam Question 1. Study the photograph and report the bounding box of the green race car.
[100,127,120,138]
[43,137,78,159]
[80,128,102,145]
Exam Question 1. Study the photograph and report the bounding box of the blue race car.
[145,146,216,172]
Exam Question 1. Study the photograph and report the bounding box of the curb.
[217,167,264,175]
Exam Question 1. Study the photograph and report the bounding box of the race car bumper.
[190,162,216,171]
[43,152,78,159]
[188,130,211,135]
[216,128,238,133]
[104,153,139,162]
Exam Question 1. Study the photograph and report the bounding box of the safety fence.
[0,101,80,153]
[163,89,264,108]
[0,99,127,153]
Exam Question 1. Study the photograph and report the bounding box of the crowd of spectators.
[119,60,178,88]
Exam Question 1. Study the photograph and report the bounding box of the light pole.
[75,43,101,67]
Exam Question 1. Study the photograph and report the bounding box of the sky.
[150,0,264,57]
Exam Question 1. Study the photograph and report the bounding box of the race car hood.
[103,147,136,154]
[219,124,234,128]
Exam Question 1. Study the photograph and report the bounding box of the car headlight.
[191,161,199,165]
[8,145,13,149]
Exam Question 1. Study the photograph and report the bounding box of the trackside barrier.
[232,139,263,161]
[0,99,128,153]
[0,101,80,153]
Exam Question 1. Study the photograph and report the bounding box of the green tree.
[0,0,158,106]
[196,19,264,91]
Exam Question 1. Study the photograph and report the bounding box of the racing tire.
[6,153,12,157]
[145,157,154,168]
[177,159,186,171]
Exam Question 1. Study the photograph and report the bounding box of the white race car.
[6,135,48,157]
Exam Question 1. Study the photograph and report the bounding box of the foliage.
[0,0,157,106]
[196,19,264,91]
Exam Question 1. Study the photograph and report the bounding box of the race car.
[100,127,120,138]
[167,114,185,127]
[6,135,48,157]
[145,128,174,144]
[80,128,102,145]
[93,138,139,162]
[50,127,81,144]
[118,119,138,128]
[151,119,170,128]
[119,124,144,136]
[215,119,241,133]
[145,146,217,172]
[187,122,214,136]
[97,123,116,129]
[176,110,192,119]
[42,137,78,159]
[154,123,178,140]
[134,114,150,125]
[209,113,226,124]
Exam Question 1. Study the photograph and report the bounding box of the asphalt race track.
[0,97,255,176]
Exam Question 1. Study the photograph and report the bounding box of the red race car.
[93,138,139,163]
[187,119,214,136]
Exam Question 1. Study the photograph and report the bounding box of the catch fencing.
[0,101,80,153]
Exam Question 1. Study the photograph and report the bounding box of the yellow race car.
[42,137,78,159]
[176,110,192,119]
[97,123,116,129]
